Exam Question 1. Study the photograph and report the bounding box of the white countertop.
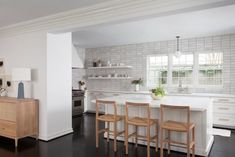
[93,94,213,111]
[87,90,235,98]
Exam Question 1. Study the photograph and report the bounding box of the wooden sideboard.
[0,97,39,147]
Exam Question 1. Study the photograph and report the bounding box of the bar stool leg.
[187,132,190,157]
[168,130,171,154]
[135,126,138,147]
[160,128,163,157]
[107,122,110,142]
[155,123,158,152]
[192,127,195,157]
[147,125,150,157]
[114,121,117,152]
[125,123,129,154]
[96,119,99,148]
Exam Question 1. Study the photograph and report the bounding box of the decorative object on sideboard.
[12,68,31,99]
[0,80,11,97]
[131,78,143,91]
[174,36,181,58]
[150,86,166,100]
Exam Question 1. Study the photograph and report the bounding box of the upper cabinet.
[72,45,85,68]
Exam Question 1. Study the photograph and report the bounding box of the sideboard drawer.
[214,104,235,115]
[0,120,16,137]
[214,114,235,126]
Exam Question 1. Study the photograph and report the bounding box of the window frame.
[171,53,194,87]
[197,52,223,88]
[146,54,169,88]
[146,52,223,89]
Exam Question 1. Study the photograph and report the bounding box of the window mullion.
[194,52,199,88]
[168,53,173,89]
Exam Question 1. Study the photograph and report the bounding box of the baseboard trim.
[39,128,73,141]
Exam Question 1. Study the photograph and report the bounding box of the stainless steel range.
[72,89,85,116]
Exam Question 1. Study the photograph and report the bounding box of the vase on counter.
[151,93,163,100]
[135,84,140,91]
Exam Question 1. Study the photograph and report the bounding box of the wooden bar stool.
[125,102,158,157]
[96,100,125,152]
[160,104,195,157]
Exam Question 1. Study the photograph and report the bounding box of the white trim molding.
[39,128,73,141]
[0,0,234,37]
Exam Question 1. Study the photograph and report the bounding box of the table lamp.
[12,68,31,99]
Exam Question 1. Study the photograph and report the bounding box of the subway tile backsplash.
[85,34,235,94]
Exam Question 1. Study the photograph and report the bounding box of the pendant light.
[175,36,181,58]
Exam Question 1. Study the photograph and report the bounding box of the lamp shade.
[12,68,31,81]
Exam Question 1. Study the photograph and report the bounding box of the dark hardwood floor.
[0,113,234,157]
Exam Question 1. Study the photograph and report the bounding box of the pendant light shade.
[175,36,181,58]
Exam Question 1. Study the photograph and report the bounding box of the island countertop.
[95,94,213,111]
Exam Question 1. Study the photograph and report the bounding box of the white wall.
[46,33,73,140]
[0,31,48,139]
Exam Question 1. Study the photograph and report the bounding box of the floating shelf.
[87,66,133,70]
[88,77,132,80]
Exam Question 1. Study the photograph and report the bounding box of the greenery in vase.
[131,78,143,85]
[151,86,166,97]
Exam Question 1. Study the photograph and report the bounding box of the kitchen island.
[96,94,214,156]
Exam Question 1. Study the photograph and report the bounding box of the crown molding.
[0,0,234,37]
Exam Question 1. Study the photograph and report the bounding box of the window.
[172,54,194,85]
[147,55,168,87]
[198,53,223,85]
[146,52,223,88]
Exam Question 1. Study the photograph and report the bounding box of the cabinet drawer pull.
[218,107,229,110]
[218,118,230,122]
[113,94,119,96]
[217,99,229,102]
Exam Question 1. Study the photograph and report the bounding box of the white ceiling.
[0,0,108,28]
[72,5,235,48]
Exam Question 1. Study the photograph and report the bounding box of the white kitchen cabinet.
[213,97,235,128]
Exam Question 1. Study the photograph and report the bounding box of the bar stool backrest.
[96,99,117,117]
[125,102,150,123]
[160,104,190,129]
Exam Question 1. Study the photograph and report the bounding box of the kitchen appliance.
[72,89,85,116]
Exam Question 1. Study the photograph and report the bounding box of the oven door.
[72,97,84,116]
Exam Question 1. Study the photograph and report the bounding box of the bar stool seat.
[97,114,124,122]
[161,120,195,132]
[128,117,157,126]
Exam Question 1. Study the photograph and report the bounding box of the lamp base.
[17,82,24,99]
